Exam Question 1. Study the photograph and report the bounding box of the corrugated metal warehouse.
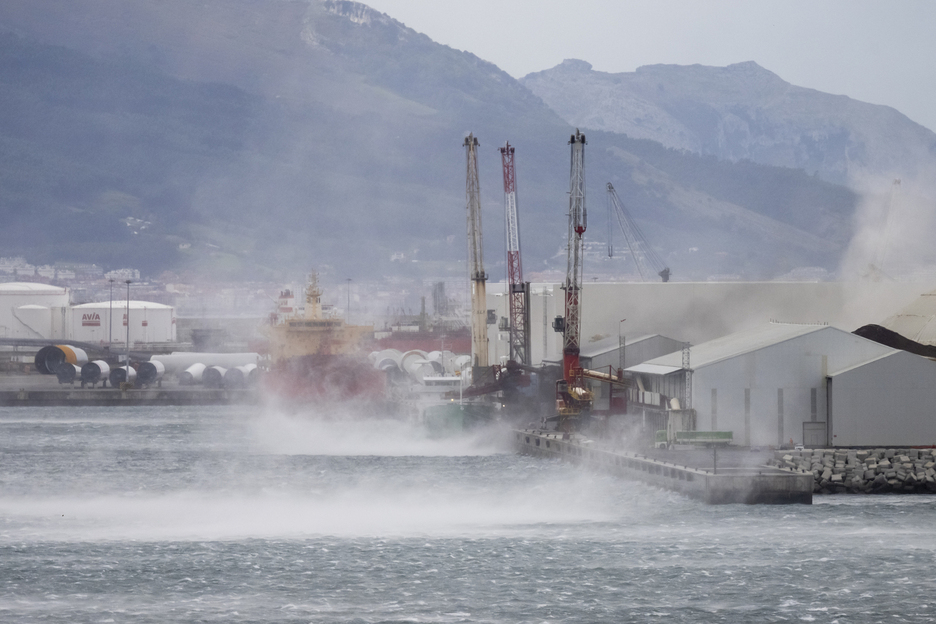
[578,334,684,411]
[628,322,936,448]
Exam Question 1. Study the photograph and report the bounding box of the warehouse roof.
[0,282,66,294]
[632,322,833,372]
[580,334,661,358]
[72,300,173,310]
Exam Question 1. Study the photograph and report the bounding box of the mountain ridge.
[522,59,936,187]
[0,0,864,282]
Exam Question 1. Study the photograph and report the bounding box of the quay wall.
[514,429,812,505]
[0,388,260,407]
[768,448,936,494]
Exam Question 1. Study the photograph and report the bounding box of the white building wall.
[486,282,562,366]
[70,302,176,344]
[0,284,69,339]
[691,328,895,447]
[829,351,936,447]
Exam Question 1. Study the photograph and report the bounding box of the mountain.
[0,0,859,282]
[521,60,936,187]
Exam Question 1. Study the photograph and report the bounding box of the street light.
[618,318,626,372]
[125,280,132,372]
[108,278,115,349]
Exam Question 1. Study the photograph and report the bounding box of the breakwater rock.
[767,448,936,494]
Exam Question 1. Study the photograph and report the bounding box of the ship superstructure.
[267,272,373,363]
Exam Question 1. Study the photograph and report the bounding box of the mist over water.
[3,406,936,622]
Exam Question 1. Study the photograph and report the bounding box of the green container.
[675,430,733,445]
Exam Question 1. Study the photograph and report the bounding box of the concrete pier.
[514,429,813,505]
[0,387,260,407]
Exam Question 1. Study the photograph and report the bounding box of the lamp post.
[125,280,132,371]
[618,318,626,372]
[108,278,114,349]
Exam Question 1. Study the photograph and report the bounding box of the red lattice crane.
[562,130,587,382]
[549,130,593,431]
[499,142,530,365]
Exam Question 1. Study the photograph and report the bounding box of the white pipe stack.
[149,353,259,374]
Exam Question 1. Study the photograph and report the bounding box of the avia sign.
[82,313,101,327]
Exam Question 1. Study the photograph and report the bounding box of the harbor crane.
[552,130,594,430]
[464,134,489,376]
[607,183,670,282]
[499,142,530,365]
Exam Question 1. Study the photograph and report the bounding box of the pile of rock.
[767,448,936,494]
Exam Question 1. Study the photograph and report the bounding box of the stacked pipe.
[137,360,165,386]
[54,363,82,384]
[35,345,88,375]
[80,361,111,387]
[179,363,206,386]
[202,366,226,389]
[109,365,137,386]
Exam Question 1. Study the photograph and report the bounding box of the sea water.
[1,405,935,623]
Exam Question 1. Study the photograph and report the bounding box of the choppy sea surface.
[2,405,935,623]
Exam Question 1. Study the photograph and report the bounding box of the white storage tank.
[70,300,176,345]
[0,282,68,339]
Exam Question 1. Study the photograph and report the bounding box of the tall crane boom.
[607,183,670,282]
[500,142,530,365]
[563,130,587,381]
[464,134,488,370]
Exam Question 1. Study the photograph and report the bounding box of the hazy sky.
[364,0,936,132]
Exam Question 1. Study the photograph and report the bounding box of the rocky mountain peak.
[555,58,593,72]
[322,0,392,27]
[522,60,936,186]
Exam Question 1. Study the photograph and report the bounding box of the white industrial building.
[628,322,936,448]
[579,334,685,372]
[578,334,684,411]
[0,281,179,347]
[485,281,929,367]
[0,282,69,339]
[70,300,176,345]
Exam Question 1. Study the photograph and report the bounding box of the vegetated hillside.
[522,60,936,187]
[0,0,857,281]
